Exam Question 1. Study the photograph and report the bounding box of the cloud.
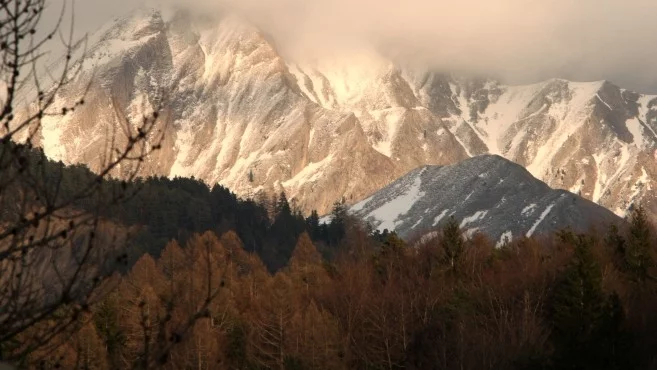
[49,0,657,92]
[214,0,657,92]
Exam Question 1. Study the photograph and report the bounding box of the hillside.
[348,155,621,244]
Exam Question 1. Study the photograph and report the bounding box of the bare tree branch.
[0,0,165,362]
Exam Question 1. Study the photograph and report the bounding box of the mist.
[47,0,657,93]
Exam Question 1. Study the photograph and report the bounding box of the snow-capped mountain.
[292,62,657,217]
[349,155,621,244]
[25,7,657,218]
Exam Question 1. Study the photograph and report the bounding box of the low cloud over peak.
[52,0,657,93]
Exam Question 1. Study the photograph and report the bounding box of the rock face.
[348,155,621,243]
[31,8,399,215]
[29,7,657,218]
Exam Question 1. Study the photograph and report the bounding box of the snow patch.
[282,155,334,188]
[592,153,606,202]
[460,210,488,228]
[371,107,407,157]
[432,209,450,226]
[319,215,333,225]
[496,231,513,248]
[448,123,474,157]
[637,95,657,140]
[526,204,556,237]
[464,228,480,239]
[626,117,645,147]
[596,94,613,111]
[366,168,426,232]
[473,82,545,154]
[350,195,374,213]
[526,81,603,177]
[521,203,537,216]
[624,167,651,216]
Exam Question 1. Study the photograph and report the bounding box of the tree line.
[9,206,657,369]
[0,140,349,273]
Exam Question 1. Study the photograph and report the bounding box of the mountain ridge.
[17,6,657,219]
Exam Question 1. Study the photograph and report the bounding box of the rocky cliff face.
[31,9,398,214]
[26,7,657,218]
[346,155,621,242]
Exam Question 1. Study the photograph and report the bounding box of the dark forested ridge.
[104,177,352,271]
[0,141,348,271]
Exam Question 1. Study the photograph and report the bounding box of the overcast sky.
[43,0,657,93]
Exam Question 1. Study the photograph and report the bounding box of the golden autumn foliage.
[19,217,657,370]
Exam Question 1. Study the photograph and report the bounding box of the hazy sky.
[43,0,657,93]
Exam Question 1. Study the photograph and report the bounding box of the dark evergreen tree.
[382,231,406,253]
[327,201,348,245]
[262,191,308,271]
[605,224,627,272]
[305,210,321,239]
[275,191,292,218]
[373,231,407,278]
[626,206,654,282]
[93,293,126,368]
[441,216,464,271]
[225,322,251,369]
[551,233,630,370]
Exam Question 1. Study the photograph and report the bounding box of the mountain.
[292,64,657,217]
[348,155,621,244]
[21,7,657,218]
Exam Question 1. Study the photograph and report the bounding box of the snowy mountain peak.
[25,6,657,220]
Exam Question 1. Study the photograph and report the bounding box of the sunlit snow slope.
[24,7,657,218]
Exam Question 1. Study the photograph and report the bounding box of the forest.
[2,141,657,369]
[0,141,347,272]
[2,138,657,370]
[8,200,657,369]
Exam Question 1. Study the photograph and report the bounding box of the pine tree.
[264,191,308,271]
[441,216,464,271]
[626,206,654,282]
[382,232,406,254]
[94,293,126,368]
[551,234,629,370]
[328,201,348,245]
[275,192,292,218]
[306,210,320,239]
[225,321,250,369]
[374,232,407,279]
[605,224,626,271]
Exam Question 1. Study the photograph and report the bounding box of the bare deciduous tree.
[0,0,165,363]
